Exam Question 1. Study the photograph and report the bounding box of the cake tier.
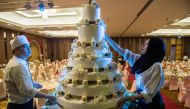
[62,79,124,96]
[59,97,116,109]
[64,84,115,96]
[78,24,105,43]
[71,39,110,56]
[68,71,116,81]
[67,57,112,68]
[72,46,109,55]
[68,52,112,62]
[83,2,100,21]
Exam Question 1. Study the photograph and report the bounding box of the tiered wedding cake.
[59,1,125,109]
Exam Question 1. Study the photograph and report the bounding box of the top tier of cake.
[77,1,106,43]
[83,1,100,21]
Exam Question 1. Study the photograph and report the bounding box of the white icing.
[73,46,108,55]
[59,97,117,109]
[71,39,110,55]
[65,84,115,96]
[67,57,112,68]
[68,71,116,81]
[78,24,105,43]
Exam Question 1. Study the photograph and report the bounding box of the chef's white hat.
[10,35,30,50]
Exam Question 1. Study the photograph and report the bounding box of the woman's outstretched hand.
[104,33,125,57]
[116,97,128,109]
[104,33,109,41]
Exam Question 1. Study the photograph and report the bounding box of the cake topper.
[89,0,96,4]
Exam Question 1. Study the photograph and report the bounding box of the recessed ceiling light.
[178,36,181,38]
[147,29,190,36]
[38,30,78,37]
[17,8,26,10]
[174,19,180,22]
[3,32,6,39]
[54,6,59,8]
[172,16,190,26]
[7,24,13,26]
[39,27,44,29]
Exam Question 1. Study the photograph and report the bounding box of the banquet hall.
[0,0,190,109]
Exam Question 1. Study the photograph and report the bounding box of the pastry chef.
[3,35,57,109]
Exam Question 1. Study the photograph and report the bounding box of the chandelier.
[25,0,54,12]
[24,0,54,20]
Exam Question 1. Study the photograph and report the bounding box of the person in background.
[3,35,57,109]
[183,55,189,61]
[118,56,125,66]
[105,34,166,109]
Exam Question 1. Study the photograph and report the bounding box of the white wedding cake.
[58,1,126,109]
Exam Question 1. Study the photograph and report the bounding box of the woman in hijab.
[105,34,165,109]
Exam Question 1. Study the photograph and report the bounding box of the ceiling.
[0,0,190,37]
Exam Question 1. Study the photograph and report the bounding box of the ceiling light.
[147,29,190,36]
[58,27,63,29]
[172,16,190,26]
[3,32,6,39]
[25,2,32,9]
[48,0,54,8]
[38,30,78,37]
[7,24,13,26]
[24,0,54,11]
[178,36,181,38]
[174,19,180,22]
[39,1,45,12]
[12,33,15,38]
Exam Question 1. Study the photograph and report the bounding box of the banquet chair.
[162,70,170,88]
[183,76,190,88]
[177,82,186,103]
[163,79,169,88]
[184,86,190,108]
[169,75,178,91]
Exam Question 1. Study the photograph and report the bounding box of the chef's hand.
[47,95,57,103]
[33,82,43,89]
[116,97,130,109]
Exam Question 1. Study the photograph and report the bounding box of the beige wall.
[47,38,76,61]
[0,29,5,64]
